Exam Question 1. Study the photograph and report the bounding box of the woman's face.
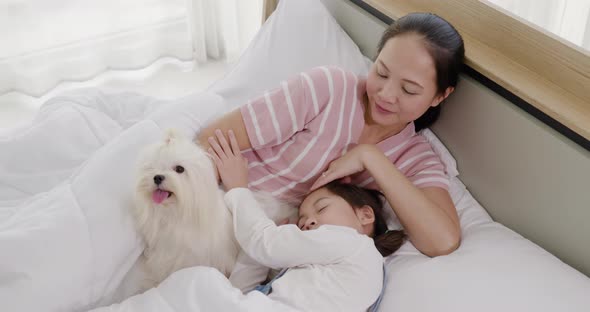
[365,33,451,128]
[297,188,372,235]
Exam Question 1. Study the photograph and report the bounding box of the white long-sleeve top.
[224,188,384,312]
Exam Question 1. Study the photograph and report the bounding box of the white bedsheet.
[1,89,589,312]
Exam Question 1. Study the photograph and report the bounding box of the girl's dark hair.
[376,13,465,132]
[324,182,406,257]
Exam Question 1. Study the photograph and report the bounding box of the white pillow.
[208,0,370,108]
[381,177,590,312]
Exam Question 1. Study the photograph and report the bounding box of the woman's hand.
[208,129,249,191]
[310,144,378,190]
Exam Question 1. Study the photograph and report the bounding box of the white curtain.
[0,0,262,97]
[187,0,263,63]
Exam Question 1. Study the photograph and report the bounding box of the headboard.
[315,0,590,276]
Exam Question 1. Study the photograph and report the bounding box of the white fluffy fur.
[132,130,238,289]
[131,129,296,291]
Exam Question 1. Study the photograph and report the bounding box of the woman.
[198,13,464,257]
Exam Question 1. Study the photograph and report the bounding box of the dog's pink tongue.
[152,190,169,204]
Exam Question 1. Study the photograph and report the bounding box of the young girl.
[209,130,405,312]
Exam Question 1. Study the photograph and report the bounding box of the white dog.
[131,129,295,291]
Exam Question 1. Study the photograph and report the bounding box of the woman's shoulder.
[379,123,426,152]
[396,130,450,187]
[409,130,434,147]
[397,130,441,161]
[380,126,445,169]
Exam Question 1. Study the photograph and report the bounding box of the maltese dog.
[131,129,295,291]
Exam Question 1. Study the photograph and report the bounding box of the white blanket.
[0,89,235,311]
[0,89,161,205]
[92,266,299,312]
[2,89,589,312]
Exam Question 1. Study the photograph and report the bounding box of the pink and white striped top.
[240,66,449,200]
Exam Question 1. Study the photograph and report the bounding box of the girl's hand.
[310,144,377,191]
[208,129,249,191]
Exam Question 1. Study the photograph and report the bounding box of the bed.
[1,0,589,311]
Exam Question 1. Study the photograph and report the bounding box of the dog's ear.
[164,128,181,144]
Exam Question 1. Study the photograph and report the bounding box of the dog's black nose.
[153,175,165,185]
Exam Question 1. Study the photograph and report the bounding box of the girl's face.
[298,188,374,235]
[365,33,452,128]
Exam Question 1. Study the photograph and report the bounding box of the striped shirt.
[240,66,449,200]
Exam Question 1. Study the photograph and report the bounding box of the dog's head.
[135,129,219,219]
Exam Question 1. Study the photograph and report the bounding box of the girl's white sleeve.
[224,188,361,270]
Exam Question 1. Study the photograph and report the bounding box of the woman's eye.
[377,71,387,78]
[174,165,185,173]
[402,87,416,95]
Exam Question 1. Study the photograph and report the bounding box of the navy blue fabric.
[250,268,289,295]
[368,264,387,312]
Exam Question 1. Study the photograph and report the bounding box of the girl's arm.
[225,188,365,269]
[311,145,461,257]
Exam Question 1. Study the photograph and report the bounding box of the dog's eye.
[174,165,185,174]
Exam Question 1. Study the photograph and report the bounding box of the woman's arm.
[311,145,461,257]
[358,145,461,256]
[195,109,252,151]
[196,67,336,153]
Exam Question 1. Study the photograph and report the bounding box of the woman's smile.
[375,102,395,115]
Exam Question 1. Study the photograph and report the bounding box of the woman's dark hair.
[376,13,465,132]
[324,182,406,257]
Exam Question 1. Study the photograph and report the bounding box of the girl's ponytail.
[374,229,406,257]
